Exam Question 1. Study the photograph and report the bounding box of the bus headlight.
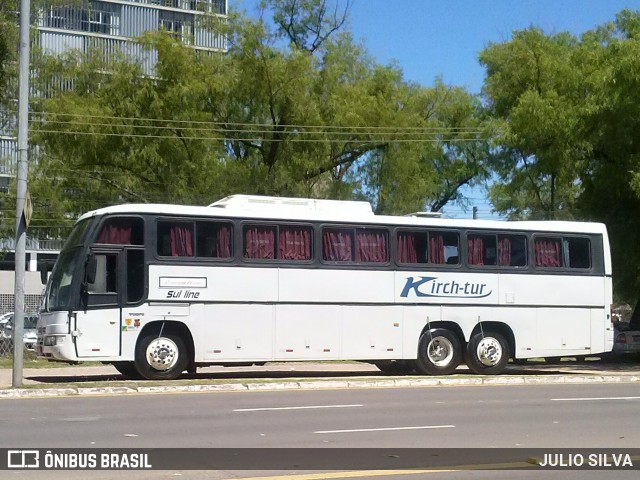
[44,336,64,346]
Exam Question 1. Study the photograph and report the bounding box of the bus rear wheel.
[415,328,461,375]
[135,331,188,380]
[466,332,509,375]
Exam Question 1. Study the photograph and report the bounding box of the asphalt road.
[2,382,640,479]
[2,382,640,448]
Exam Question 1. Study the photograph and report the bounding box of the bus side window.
[498,234,527,267]
[397,230,459,266]
[441,232,460,265]
[565,237,591,269]
[97,217,143,245]
[87,253,117,294]
[244,225,276,260]
[468,234,496,266]
[279,225,312,261]
[322,228,353,262]
[397,231,427,264]
[534,237,563,268]
[127,250,145,303]
[196,221,232,258]
[355,228,388,263]
[157,221,195,257]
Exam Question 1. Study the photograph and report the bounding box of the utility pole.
[13,0,31,387]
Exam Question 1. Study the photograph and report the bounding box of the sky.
[233,0,640,218]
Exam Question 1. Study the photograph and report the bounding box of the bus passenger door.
[74,249,123,358]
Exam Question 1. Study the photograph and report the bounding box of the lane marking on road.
[224,469,456,480]
[222,461,533,480]
[314,425,455,434]
[234,404,363,412]
[551,396,640,402]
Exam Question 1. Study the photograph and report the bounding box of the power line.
[27,110,491,133]
[29,128,489,143]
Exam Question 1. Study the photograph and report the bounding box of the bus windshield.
[44,219,93,311]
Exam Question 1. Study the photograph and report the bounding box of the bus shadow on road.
[23,356,640,386]
[23,368,391,386]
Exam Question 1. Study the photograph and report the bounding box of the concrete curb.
[1,373,639,398]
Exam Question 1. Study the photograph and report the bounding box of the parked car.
[0,312,39,351]
[612,322,640,356]
[0,312,13,342]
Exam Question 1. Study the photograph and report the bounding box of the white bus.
[37,195,614,379]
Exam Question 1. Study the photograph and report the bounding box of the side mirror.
[38,260,49,285]
[85,254,97,285]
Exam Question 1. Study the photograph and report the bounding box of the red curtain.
[498,236,511,266]
[322,229,352,261]
[279,226,311,260]
[245,226,275,259]
[467,236,484,265]
[97,219,132,245]
[216,225,231,258]
[170,224,194,257]
[397,232,418,263]
[535,238,562,267]
[355,230,388,263]
[430,234,445,264]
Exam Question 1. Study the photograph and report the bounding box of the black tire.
[466,332,510,375]
[415,328,462,375]
[112,361,141,379]
[135,331,189,380]
[544,357,562,364]
[374,360,415,375]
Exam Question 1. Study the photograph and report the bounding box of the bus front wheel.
[135,331,189,380]
[466,332,509,375]
[415,328,462,375]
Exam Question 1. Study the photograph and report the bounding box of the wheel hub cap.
[427,336,454,366]
[476,337,502,366]
[146,337,178,371]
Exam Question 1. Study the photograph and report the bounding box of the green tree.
[28,0,493,241]
[0,2,18,119]
[576,10,640,304]
[481,28,588,220]
[480,9,640,305]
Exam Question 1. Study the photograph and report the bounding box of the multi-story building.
[0,0,228,313]
[37,0,227,74]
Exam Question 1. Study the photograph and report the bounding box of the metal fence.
[0,296,42,357]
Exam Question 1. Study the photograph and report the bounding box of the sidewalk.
[1,359,639,398]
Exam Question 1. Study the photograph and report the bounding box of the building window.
[85,8,120,36]
[42,4,121,36]
[160,12,194,45]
